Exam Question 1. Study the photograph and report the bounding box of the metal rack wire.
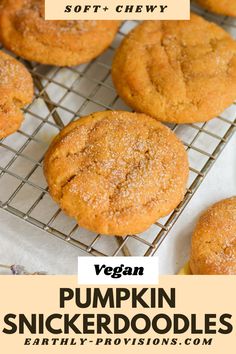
[0,6,236,257]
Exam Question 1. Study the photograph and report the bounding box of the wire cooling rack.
[0,5,236,257]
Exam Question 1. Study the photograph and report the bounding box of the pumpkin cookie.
[0,50,33,139]
[112,14,236,124]
[44,111,189,236]
[0,0,120,66]
[195,0,236,17]
[190,197,236,275]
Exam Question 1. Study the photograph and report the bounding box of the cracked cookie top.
[190,197,236,275]
[0,0,121,66]
[44,111,189,236]
[112,14,236,123]
[0,50,33,139]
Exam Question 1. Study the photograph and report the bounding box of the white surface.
[158,133,236,274]
[0,132,235,275]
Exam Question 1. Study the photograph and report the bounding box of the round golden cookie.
[112,14,236,124]
[195,0,236,17]
[44,111,189,236]
[0,50,33,139]
[0,0,120,66]
[190,197,236,275]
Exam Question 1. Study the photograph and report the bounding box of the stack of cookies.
[0,0,236,274]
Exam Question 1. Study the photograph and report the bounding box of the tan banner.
[45,0,190,20]
[0,275,235,353]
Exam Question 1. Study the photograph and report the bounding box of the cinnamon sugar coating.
[44,111,189,236]
[0,0,121,66]
[112,14,236,124]
[196,0,236,17]
[190,197,236,275]
[0,50,33,139]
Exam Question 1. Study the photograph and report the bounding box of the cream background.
[0,276,235,353]
[45,0,190,20]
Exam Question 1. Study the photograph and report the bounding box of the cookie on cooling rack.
[0,50,33,139]
[195,0,236,17]
[112,13,236,124]
[190,197,236,275]
[0,0,120,66]
[44,111,189,236]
